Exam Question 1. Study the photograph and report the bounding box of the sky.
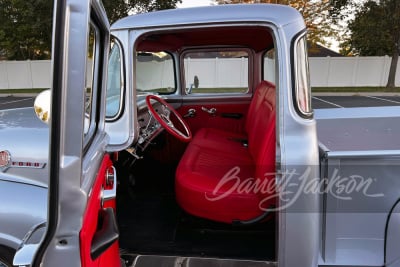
[177,0,213,8]
[176,0,343,51]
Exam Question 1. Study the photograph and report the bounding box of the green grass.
[312,87,400,93]
[0,88,47,94]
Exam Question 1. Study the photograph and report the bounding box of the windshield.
[136,51,175,95]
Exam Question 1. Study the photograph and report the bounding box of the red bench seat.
[176,81,276,224]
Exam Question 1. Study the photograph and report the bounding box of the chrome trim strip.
[326,150,400,158]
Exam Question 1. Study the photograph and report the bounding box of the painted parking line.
[0,97,33,106]
[312,96,344,108]
[364,96,400,105]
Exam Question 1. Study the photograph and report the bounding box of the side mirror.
[186,83,193,95]
[34,89,51,124]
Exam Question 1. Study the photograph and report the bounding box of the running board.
[125,254,277,267]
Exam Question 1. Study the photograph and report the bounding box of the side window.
[263,48,276,84]
[136,52,175,95]
[183,50,249,94]
[84,24,98,142]
[106,38,123,118]
[293,35,313,117]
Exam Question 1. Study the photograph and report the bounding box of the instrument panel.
[136,100,163,149]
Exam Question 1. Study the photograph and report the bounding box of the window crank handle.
[184,108,196,118]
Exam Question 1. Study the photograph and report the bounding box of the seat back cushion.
[247,82,276,194]
[245,80,272,134]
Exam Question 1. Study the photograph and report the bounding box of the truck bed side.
[315,106,400,266]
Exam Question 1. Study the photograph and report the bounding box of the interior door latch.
[201,107,217,116]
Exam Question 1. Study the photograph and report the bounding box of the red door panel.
[177,103,250,136]
[80,154,120,267]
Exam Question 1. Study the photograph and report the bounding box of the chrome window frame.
[291,31,313,119]
[134,50,177,95]
[83,22,100,148]
[105,36,125,121]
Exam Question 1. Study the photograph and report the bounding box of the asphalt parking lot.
[1,95,400,110]
[0,96,35,110]
[312,95,400,109]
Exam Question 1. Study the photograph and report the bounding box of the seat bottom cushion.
[190,128,249,155]
[175,142,266,224]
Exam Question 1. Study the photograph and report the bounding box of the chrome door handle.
[184,108,196,118]
[102,166,117,204]
[201,107,217,115]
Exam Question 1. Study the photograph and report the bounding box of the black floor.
[124,255,277,267]
[116,152,276,261]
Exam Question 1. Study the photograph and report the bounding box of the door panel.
[177,102,250,136]
[80,154,120,267]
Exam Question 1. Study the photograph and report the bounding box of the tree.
[382,0,400,88]
[345,0,400,88]
[102,0,130,24]
[214,0,337,47]
[329,0,352,21]
[0,0,182,60]
[128,0,182,14]
[102,0,182,24]
[0,0,53,60]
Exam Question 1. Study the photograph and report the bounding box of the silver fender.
[385,200,400,267]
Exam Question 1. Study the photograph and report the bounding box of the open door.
[27,0,121,266]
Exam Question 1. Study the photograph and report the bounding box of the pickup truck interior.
[109,25,277,263]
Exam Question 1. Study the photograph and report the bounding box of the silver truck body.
[316,106,400,266]
[0,108,47,252]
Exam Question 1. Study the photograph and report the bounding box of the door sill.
[123,254,277,267]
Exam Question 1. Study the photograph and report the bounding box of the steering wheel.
[146,95,192,142]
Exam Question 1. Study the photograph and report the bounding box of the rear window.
[183,50,249,94]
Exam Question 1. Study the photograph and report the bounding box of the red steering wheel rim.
[146,95,192,142]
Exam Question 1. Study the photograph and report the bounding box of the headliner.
[136,25,274,52]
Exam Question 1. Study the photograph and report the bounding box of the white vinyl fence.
[0,60,51,89]
[184,57,250,88]
[1,56,400,90]
[309,56,400,87]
